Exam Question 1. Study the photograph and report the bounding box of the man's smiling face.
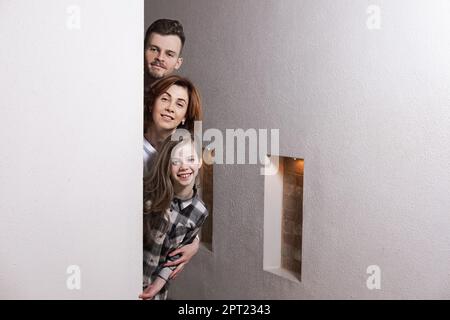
[145,33,183,79]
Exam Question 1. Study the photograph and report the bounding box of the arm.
[139,276,166,300]
[142,212,169,288]
[161,208,208,280]
[162,235,200,279]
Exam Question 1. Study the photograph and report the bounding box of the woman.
[144,75,202,175]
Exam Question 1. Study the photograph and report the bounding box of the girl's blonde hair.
[143,134,200,241]
[144,133,201,213]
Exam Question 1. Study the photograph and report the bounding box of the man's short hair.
[144,19,185,51]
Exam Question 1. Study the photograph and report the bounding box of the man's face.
[145,33,183,79]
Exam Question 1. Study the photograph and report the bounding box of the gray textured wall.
[145,0,450,299]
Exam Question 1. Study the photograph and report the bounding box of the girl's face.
[170,143,201,189]
[152,84,188,132]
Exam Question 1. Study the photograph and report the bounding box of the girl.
[140,134,208,300]
[143,75,203,283]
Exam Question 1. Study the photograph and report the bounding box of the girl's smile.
[170,143,202,190]
[177,171,193,181]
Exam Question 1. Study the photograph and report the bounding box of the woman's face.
[152,84,188,132]
[170,143,201,189]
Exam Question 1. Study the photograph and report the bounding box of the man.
[142,19,199,289]
[144,19,185,88]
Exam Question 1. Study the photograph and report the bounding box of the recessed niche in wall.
[263,155,304,282]
[198,148,214,251]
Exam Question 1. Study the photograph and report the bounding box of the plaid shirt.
[143,189,208,296]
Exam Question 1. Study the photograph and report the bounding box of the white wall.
[145,0,450,299]
[0,0,143,299]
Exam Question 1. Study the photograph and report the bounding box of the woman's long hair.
[144,75,202,133]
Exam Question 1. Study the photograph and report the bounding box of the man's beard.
[148,69,164,79]
[147,61,167,79]
[144,71,158,89]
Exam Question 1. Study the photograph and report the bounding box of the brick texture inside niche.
[281,158,303,278]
